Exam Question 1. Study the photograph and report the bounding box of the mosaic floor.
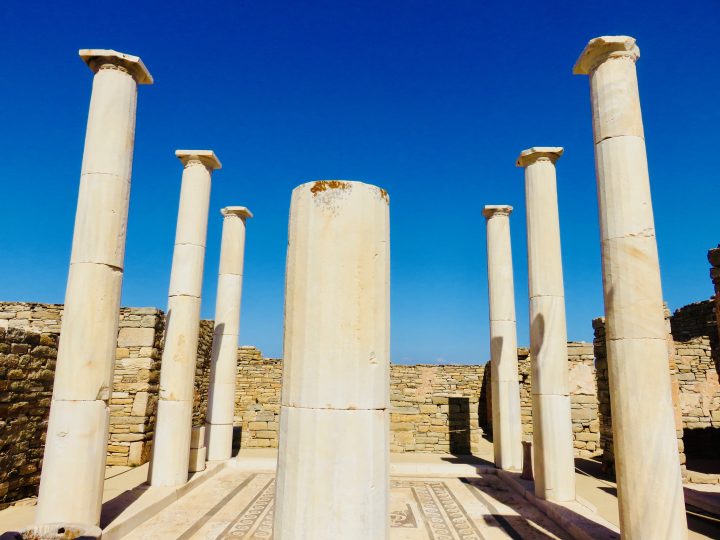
[127,467,569,539]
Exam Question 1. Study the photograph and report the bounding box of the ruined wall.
[234,347,282,449]
[515,342,600,458]
[0,303,166,468]
[192,320,214,426]
[0,328,56,510]
[389,365,484,454]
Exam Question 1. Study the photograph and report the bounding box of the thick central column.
[483,205,522,471]
[205,206,253,461]
[517,148,576,502]
[36,49,152,527]
[150,150,220,486]
[273,180,390,540]
[574,36,687,538]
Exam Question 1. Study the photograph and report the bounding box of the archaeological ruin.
[1,36,719,540]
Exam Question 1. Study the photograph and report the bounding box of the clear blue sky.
[1,1,718,362]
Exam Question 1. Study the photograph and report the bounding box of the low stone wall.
[0,328,56,509]
[516,342,600,458]
[389,365,484,454]
[192,320,214,426]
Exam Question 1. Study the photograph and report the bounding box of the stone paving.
[128,466,568,539]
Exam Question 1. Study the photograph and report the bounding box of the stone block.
[117,327,155,348]
[189,446,206,472]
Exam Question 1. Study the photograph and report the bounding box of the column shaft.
[575,36,687,538]
[36,50,151,527]
[205,206,252,461]
[273,181,390,540]
[517,148,576,502]
[149,151,218,486]
[483,205,522,471]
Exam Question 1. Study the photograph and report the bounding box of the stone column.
[35,50,152,527]
[149,150,220,486]
[574,36,687,538]
[516,147,576,502]
[205,206,253,461]
[273,181,390,540]
[483,205,522,471]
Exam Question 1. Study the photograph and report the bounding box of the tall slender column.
[35,50,152,527]
[483,205,522,471]
[274,181,390,540]
[150,150,219,486]
[574,36,687,538]
[517,148,576,502]
[205,206,253,461]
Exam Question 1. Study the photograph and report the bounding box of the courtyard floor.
[1,440,719,539]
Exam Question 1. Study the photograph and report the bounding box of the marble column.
[516,148,576,502]
[273,181,390,540]
[149,150,220,486]
[574,36,687,538]
[35,50,152,527]
[205,206,253,461]
[482,205,522,471]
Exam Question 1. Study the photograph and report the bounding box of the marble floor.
[128,467,569,539]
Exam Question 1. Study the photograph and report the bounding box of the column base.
[149,399,193,486]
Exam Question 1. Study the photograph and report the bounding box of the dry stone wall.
[0,328,56,510]
[514,343,600,458]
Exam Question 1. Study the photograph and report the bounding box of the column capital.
[79,49,153,84]
[516,147,563,168]
[175,150,222,170]
[573,36,640,75]
[482,205,513,219]
[221,206,253,219]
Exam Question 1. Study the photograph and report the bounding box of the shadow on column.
[449,397,471,455]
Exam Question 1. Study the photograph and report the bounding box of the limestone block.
[70,173,130,267]
[188,446,206,472]
[190,425,205,449]
[595,135,654,240]
[529,295,569,396]
[128,441,144,466]
[80,66,137,181]
[167,243,205,298]
[117,327,155,348]
[274,406,389,539]
[159,295,201,401]
[53,262,122,401]
[213,274,243,335]
[173,164,211,247]
[36,400,110,525]
[601,236,665,341]
[531,394,575,502]
[281,181,390,410]
[149,399,192,486]
[206,423,233,461]
[524,160,565,298]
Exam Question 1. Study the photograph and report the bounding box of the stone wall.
[192,320,214,426]
[389,365,484,454]
[234,347,282,449]
[0,328,56,510]
[0,302,166,468]
[515,342,600,458]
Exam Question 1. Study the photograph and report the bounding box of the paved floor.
[128,467,569,539]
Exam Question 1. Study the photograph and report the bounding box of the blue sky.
[0,1,718,362]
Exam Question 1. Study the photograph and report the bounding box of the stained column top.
[482,205,513,219]
[221,206,254,219]
[573,36,640,75]
[79,49,153,84]
[516,147,564,168]
[175,150,222,170]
